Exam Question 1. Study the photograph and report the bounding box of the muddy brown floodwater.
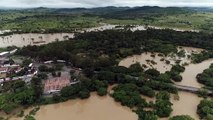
[119,47,213,120]
[35,93,137,120]
[176,59,213,88]
[119,52,173,73]
[0,33,74,48]
[170,91,202,120]
[2,44,211,120]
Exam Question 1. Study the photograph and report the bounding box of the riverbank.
[2,93,138,120]
[119,47,213,120]
[0,24,200,48]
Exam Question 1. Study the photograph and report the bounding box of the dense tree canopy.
[196,64,213,88]
[197,99,213,119]
[169,115,194,120]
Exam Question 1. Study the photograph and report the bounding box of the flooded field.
[171,91,202,120]
[119,52,172,73]
[176,59,213,88]
[119,47,204,73]
[0,24,200,48]
[35,94,137,120]
[119,47,212,120]
[7,93,137,120]
[0,33,74,48]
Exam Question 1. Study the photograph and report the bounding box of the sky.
[0,0,213,8]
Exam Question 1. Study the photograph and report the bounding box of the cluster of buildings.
[0,62,37,85]
[44,76,71,94]
[0,49,37,85]
[42,60,81,94]
[0,49,80,95]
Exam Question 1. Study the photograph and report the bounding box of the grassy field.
[0,7,213,33]
[104,12,213,31]
[0,14,101,32]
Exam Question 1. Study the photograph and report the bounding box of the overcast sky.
[1,0,213,8]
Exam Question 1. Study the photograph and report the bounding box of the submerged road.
[174,84,213,95]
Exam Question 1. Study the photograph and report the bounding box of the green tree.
[97,87,107,96]
[169,115,194,120]
[31,77,43,100]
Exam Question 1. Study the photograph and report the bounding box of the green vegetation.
[24,115,36,120]
[0,7,213,34]
[169,115,194,120]
[112,84,147,108]
[196,64,213,89]
[197,99,213,120]
[2,17,212,119]
[0,77,43,114]
[197,89,209,98]
[17,110,24,117]
[192,51,213,63]
[155,91,173,117]
[0,9,100,33]
[29,107,40,116]
[169,64,185,82]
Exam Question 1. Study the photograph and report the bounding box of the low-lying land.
[0,28,212,120]
[0,7,213,34]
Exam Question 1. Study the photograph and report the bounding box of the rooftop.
[44,76,71,93]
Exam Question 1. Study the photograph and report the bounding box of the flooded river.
[8,93,137,120]
[0,26,209,120]
[170,91,202,120]
[0,24,199,48]
[0,33,74,48]
[177,59,213,88]
[119,47,213,120]
[21,47,211,120]
[119,52,172,73]
[35,94,137,120]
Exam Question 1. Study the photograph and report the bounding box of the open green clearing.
[0,7,213,33]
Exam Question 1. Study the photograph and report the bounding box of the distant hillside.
[0,6,213,33]
[8,6,193,16]
[98,6,193,19]
[189,7,213,12]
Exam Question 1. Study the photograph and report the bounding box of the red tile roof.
[44,76,71,93]
[0,67,7,72]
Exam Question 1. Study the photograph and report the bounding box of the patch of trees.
[0,77,43,114]
[196,64,213,89]
[139,85,155,98]
[140,79,178,94]
[166,64,185,82]
[59,77,108,101]
[155,91,173,117]
[197,99,213,120]
[38,64,63,72]
[192,51,213,63]
[136,109,158,120]
[112,83,148,108]
[14,28,213,118]
[16,29,213,72]
[169,115,194,120]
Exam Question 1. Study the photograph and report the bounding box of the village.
[0,49,80,95]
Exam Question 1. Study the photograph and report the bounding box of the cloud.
[0,0,213,8]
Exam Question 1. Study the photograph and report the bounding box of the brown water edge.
[170,91,202,120]
[35,93,137,120]
[176,59,213,88]
[119,47,204,74]
[7,92,137,120]
[119,47,212,120]
[0,33,74,48]
[119,52,172,73]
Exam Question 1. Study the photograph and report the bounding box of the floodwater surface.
[119,47,213,120]
[34,94,138,120]
[0,33,74,47]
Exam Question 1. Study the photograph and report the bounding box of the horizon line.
[0,5,213,9]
